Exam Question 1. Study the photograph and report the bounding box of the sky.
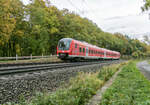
[23,0,150,40]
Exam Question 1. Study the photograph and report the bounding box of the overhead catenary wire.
[81,0,96,18]
[51,0,97,19]
[67,0,85,15]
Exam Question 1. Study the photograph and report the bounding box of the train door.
[104,51,106,58]
[86,47,88,56]
[74,43,78,55]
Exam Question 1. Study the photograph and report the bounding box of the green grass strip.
[100,61,150,105]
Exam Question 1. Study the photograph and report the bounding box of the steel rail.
[0,61,115,76]
[0,61,64,67]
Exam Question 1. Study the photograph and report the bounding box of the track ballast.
[0,61,117,76]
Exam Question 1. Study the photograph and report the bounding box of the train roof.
[60,38,73,41]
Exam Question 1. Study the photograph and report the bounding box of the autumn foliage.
[0,0,149,58]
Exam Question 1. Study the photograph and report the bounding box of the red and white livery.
[57,38,120,60]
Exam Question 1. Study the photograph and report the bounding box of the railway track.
[0,61,63,67]
[0,60,118,76]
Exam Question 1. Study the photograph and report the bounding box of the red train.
[57,38,120,61]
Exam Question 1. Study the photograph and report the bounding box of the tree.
[141,0,150,11]
[0,0,149,57]
[26,0,60,55]
[0,0,16,46]
[0,0,24,56]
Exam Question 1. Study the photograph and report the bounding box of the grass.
[29,73,102,105]
[100,61,150,105]
[5,62,127,105]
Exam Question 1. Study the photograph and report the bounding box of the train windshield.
[58,38,72,50]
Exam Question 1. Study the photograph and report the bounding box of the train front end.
[57,38,72,60]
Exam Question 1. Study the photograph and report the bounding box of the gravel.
[0,60,122,104]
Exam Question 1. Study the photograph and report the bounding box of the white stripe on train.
[68,55,119,59]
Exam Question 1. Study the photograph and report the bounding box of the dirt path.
[86,68,122,105]
[137,60,150,80]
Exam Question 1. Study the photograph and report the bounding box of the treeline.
[0,0,150,58]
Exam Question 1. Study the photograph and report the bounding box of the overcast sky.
[23,0,150,40]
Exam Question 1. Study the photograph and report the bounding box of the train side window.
[75,44,77,48]
[83,48,85,53]
[79,47,82,52]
